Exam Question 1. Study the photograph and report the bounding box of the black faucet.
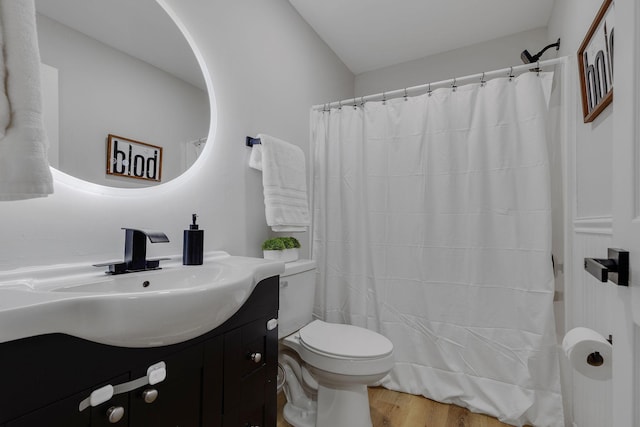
[94,228,170,274]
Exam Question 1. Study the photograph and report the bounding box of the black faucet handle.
[94,230,170,275]
[121,228,170,243]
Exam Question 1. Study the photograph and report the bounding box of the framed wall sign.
[106,134,163,182]
[577,0,614,123]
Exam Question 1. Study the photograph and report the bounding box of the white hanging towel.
[248,143,263,171]
[0,0,53,200]
[251,134,310,232]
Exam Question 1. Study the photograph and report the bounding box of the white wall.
[167,0,354,259]
[549,1,614,221]
[547,1,616,427]
[37,13,210,188]
[0,0,353,271]
[355,27,550,98]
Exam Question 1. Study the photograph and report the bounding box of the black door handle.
[584,248,629,286]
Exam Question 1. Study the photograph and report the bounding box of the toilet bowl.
[278,260,394,427]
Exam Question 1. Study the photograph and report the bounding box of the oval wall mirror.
[35,0,210,188]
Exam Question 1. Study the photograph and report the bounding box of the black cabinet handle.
[248,352,262,363]
[106,406,125,423]
[141,388,158,404]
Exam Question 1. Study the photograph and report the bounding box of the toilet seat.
[299,320,393,359]
[283,320,394,377]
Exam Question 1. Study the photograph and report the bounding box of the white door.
[610,0,639,425]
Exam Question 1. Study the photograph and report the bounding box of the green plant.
[262,238,286,251]
[288,237,301,248]
[281,237,293,249]
[281,237,296,249]
[261,237,301,250]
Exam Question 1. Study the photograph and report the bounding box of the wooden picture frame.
[577,0,614,123]
[106,134,163,182]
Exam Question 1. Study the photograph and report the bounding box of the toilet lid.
[299,320,393,359]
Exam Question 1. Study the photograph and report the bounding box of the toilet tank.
[278,259,317,338]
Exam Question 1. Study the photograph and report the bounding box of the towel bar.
[246,136,262,147]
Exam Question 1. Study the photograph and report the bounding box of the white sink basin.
[0,252,284,347]
[50,264,229,293]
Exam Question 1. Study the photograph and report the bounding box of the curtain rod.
[312,56,568,110]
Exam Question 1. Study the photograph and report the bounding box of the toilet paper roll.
[562,327,612,381]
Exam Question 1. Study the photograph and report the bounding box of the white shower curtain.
[311,72,563,426]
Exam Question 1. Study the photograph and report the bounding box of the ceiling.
[288,0,557,74]
[35,1,556,85]
[35,0,205,90]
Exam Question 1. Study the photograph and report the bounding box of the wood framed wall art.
[106,134,163,182]
[577,0,614,123]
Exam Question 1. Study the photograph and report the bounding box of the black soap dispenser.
[183,214,204,265]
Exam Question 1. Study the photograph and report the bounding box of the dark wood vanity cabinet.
[0,276,279,427]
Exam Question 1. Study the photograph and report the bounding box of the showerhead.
[520,49,536,64]
[521,38,561,64]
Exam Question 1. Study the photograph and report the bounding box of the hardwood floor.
[277,387,517,427]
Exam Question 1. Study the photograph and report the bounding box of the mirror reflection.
[35,0,210,188]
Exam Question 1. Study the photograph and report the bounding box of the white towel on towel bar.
[0,0,53,200]
[251,134,310,232]
[248,143,263,171]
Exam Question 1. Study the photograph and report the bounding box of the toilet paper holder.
[584,248,629,286]
[587,334,613,367]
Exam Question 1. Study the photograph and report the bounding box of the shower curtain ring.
[509,66,514,81]
[452,78,457,92]
[404,88,408,101]
[536,61,541,76]
[338,100,342,110]
[480,72,486,87]
[427,83,432,97]
[360,96,365,107]
[353,97,357,109]
[382,92,386,105]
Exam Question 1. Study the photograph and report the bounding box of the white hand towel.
[248,144,263,171]
[0,0,54,200]
[256,134,310,232]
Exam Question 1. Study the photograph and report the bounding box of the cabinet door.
[129,345,203,427]
[223,317,278,427]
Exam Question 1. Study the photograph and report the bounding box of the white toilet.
[278,259,394,427]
